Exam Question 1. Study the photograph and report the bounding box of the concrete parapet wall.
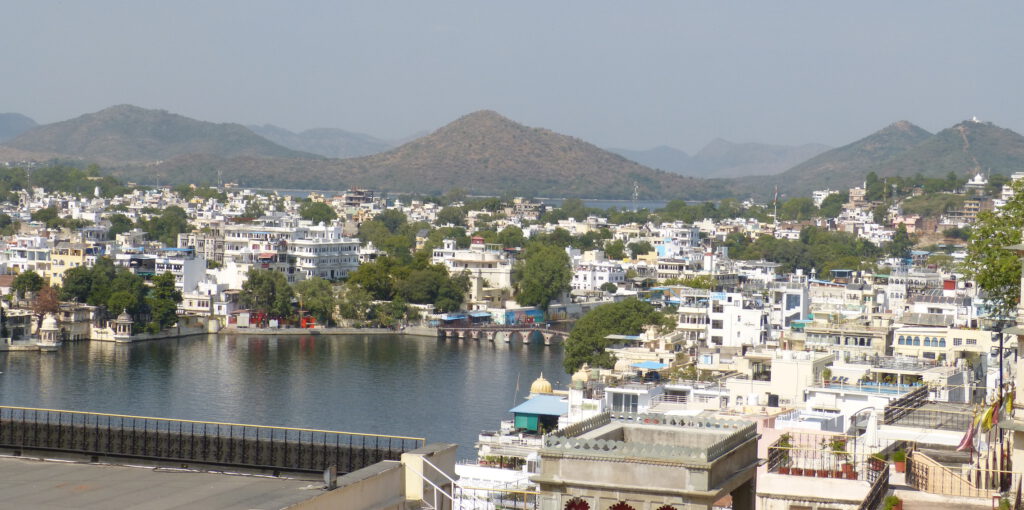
[289,461,408,510]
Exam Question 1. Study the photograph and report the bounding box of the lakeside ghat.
[0,333,566,459]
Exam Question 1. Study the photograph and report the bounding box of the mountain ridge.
[247,124,392,159]
[2,105,318,164]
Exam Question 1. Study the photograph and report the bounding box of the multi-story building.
[432,237,514,308]
[3,235,52,277]
[49,241,103,286]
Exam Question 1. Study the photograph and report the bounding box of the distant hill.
[0,113,37,143]
[740,121,933,197]
[687,139,831,178]
[876,119,1024,179]
[2,105,316,164]
[609,145,690,174]
[247,124,392,158]
[611,140,830,178]
[140,110,731,199]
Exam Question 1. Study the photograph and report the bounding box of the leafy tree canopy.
[298,201,338,224]
[964,179,1024,320]
[563,299,675,373]
[240,268,294,318]
[515,243,572,311]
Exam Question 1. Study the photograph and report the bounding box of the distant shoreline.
[218,326,438,338]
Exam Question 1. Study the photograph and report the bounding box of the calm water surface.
[0,334,566,459]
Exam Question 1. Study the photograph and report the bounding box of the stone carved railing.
[543,412,757,463]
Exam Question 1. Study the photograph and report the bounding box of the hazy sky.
[3,1,1021,152]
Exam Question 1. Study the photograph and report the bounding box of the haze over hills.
[877,119,1024,180]
[733,121,935,197]
[247,124,392,159]
[1,105,317,164]
[609,145,691,174]
[611,140,831,178]
[4,104,1024,201]
[142,110,731,199]
[0,113,38,143]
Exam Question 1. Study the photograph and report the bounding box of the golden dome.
[530,373,553,394]
[571,363,590,383]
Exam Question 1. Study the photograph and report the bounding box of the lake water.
[0,334,566,459]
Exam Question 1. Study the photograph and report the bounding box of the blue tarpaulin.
[469,312,492,318]
[631,361,668,370]
[509,395,568,416]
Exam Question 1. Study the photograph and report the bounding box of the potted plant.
[822,367,832,386]
[869,452,887,471]
[892,449,907,473]
[883,495,902,510]
[776,433,793,474]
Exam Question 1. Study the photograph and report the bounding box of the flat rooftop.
[0,455,323,510]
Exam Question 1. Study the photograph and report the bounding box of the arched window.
[898,336,905,345]
[924,338,931,347]
[939,339,946,347]
[564,498,590,510]
[609,503,637,510]
[914,337,921,346]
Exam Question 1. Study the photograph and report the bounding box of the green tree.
[60,266,93,302]
[627,241,654,258]
[437,206,466,226]
[88,258,118,307]
[347,258,398,300]
[146,272,182,331]
[779,197,818,221]
[434,271,469,313]
[563,299,674,373]
[375,209,407,233]
[12,270,43,298]
[294,277,337,325]
[107,213,135,237]
[242,199,265,219]
[338,285,374,322]
[298,202,337,224]
[515,244,572,311]
[818,192,849,219]
[108,269,149,320]
[964,180,1024,319]
[599,282,618,293]
[604,239,626,260]
[31,207,62,228]
[497,225,525,248]
[889,223,913,259]
[138,206,191,246]
[240,268,295,318]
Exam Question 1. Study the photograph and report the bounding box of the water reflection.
[0,334,565,458]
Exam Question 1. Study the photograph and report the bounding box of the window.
[954,338,963,346]
[898,336,905,345]
[712,304,724,313]
[967,339,977,345]
[711,320,723,329]
[939,339,946,347]
[610,393,638,413]
[922,352,936,359]
[924,338,931,347]
[914,337,921,346]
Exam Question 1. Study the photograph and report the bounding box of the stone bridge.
[437,325,568,345]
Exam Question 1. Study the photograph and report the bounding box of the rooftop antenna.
[772,185,779,228]
[632,181,639,212]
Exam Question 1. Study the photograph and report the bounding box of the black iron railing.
[0,406,424,475]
